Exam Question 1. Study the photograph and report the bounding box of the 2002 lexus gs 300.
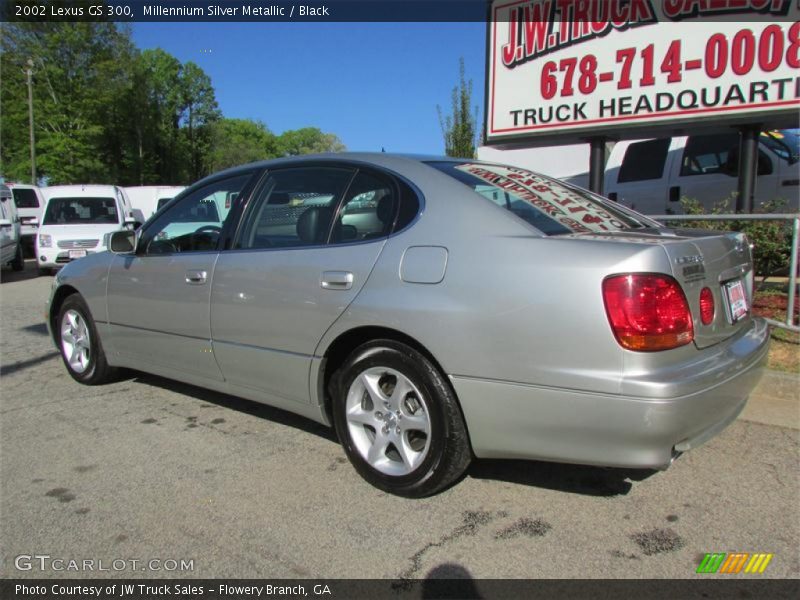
[46,154,769,496]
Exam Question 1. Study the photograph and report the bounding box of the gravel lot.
[1,262,798,580]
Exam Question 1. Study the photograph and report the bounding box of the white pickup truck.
[479,129,799,215]
[604,129,799,214]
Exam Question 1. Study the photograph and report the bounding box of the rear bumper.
[453,318,769,469]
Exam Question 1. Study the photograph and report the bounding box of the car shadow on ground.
[21,323,49,336]
[122,372,656,496]
[0,260,43,284]
[467,458,657,497]
[130,372,339,444]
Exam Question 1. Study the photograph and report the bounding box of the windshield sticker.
[456,163,627,233]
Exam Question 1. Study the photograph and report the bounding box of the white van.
[604,129,800,214]
[36,185,137,274]
[124,186,185,220]
[6,183,45,245]
[0,184,24,271]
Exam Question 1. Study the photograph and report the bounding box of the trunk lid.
[571,227,754,349]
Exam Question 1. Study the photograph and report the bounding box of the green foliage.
[276,127,345,156]
[1,20,136,183]
[208,119,278,171]
[679,196,793,285]
[1,14,345,186]
[437,58,478,158]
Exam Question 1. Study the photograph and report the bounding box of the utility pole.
[25,58,36,184]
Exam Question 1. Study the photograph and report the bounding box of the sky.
[131,22,487,155]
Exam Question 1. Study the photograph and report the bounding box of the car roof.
[42,184,120,199]
[5,183,40,190]
[198,152,470,182]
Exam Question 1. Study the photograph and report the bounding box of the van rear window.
[427,161,653,235]
[43,197,119,225]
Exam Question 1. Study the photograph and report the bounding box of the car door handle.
[320,271,353,290]
[185,270,207,285]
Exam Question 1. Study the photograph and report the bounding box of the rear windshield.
[12,188,39,208]
[427,161,654,235]
[43,197,119,225]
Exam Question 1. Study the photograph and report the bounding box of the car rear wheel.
[57,294,117,385]
[332,340,471,497]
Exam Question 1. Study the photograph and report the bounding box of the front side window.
[12,188,39,208]
[143,174,251,255]
[238,167,354,249]
[428,161,654,235]
[680,134,738,177]
[618,138,670,182]
[43,198,118,225]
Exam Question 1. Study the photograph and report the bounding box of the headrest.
[297,206,333,244]
[376,193,395,225]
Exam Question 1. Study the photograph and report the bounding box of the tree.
[207,118,278,172]
[1,20,136,183]
[179,61,221,180]
[437,58,479,158]
[276,127,345,156]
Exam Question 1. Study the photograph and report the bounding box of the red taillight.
[602,274,694,351]
[699,287,715,325]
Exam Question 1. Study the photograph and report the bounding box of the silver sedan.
[46,154,769,497]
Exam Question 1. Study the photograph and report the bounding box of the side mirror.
[109,229,137,254]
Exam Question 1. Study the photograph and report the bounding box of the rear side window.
[238,167,355,249]
[12,188,39,208]
[331,171,419,244]
[617,138,670,182]
[428,161,652,235]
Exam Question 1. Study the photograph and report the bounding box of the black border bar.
[2,579,800,600]
[3,1,800,23]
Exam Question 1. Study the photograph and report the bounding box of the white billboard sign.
[486,0,800,144]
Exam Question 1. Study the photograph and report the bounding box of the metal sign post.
[736,125,761,214]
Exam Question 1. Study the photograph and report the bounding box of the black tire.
[10,244,23,271]
[56,294,117,385]
[331,340,471,497]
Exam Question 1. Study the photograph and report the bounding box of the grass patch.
[752,287,799,374]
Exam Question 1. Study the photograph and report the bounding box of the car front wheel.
[57,294,116,385]
[332,340,471,497]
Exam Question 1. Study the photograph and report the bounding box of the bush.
[676,196,794,287]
